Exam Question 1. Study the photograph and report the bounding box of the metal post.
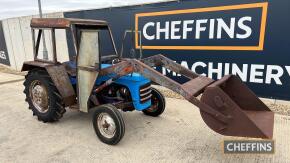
[138,31,142,60]
[38,0,48,60]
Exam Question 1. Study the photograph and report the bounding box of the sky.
[0,0,169,19]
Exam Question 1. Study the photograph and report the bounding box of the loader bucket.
[200,75,274,139]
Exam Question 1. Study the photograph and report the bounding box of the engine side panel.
[95,70,152,110]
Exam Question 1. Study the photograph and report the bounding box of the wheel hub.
[97,113,116,139]
[29,80,49,113]
[147,96,159,112]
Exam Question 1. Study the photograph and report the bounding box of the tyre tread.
[23,69,65,122]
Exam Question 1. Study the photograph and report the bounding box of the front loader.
[22,18,274,145]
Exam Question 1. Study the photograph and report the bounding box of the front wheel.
[142,88,166,117]
[92,104,125,145]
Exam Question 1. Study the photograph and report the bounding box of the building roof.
[30,18,108,28]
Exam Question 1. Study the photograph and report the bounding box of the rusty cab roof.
[30,18,108,29]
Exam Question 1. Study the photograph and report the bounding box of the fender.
[22,61,76,106]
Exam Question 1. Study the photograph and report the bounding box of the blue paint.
[67,62,151,110]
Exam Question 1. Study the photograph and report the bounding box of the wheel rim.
[97,113,116,139]
[29,80,49,113]
[147,95,159,112]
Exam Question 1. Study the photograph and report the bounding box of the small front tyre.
[92,104,125,145]
[142,88,166,117]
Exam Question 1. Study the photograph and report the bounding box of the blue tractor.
[23,18,166,145]
[67,62,165,115]
[22,18,274,145]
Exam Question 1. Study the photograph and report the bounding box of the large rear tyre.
[92,104,125,145]
[23,69,65,122]
[142,88,166,117]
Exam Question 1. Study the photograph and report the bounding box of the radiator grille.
[139,83,151,103]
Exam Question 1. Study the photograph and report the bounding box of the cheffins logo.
[135,2,268,51]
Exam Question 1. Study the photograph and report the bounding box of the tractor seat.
[62,61,77,76]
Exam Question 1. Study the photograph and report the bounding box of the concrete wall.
[1,12,69,71]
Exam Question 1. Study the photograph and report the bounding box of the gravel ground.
[0,64,26,76]
[267,103,290,116]
[0,80,289,162]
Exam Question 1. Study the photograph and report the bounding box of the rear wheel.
[92,104,125,145]
[142,88,166,117]
[23,69,65,122]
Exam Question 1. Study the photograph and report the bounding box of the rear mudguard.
[22,61,76,106]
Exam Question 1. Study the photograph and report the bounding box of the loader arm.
[99,54,274,139]
[141,54,199,80]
